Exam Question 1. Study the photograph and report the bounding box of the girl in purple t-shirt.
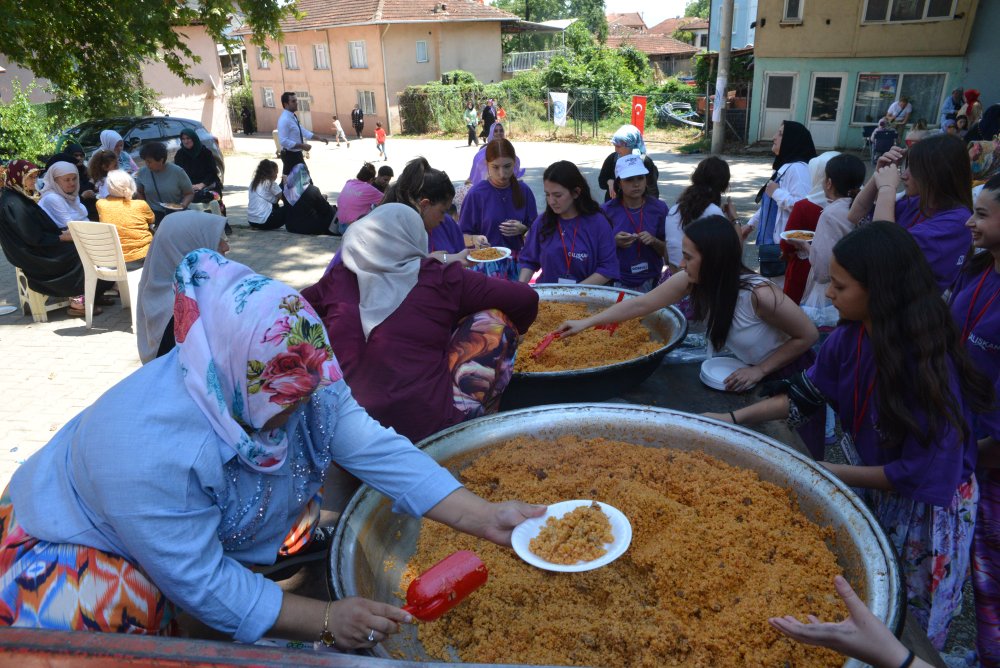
[517,161,618,285]
[849,134,972,291]
[718,222,992,649]
[950,175,1000,665]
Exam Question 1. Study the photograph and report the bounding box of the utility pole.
[711,0,735,155]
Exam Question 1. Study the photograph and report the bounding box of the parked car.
[59,116,225,182]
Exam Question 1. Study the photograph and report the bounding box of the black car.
[60,116,225,181]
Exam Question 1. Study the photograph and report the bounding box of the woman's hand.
[702,411,734,423]
[768,576,919,668]
[725,365,765,392]
[764,180,779,197]
[876,146,905,169]
[471,235,489,249]
[81,190,95,201]
[499,220,527,237]
[192,182,206,191]
[872,165,899,192]
[723,197,738,222]
[738,223,755,243]
[59,230,73,242]
[555,318,592,337]
[636,231,658,246]
[327,597,412,649]
[424,488,545,548]
[478,501,546,547]
[788,237,811,257]
[615,231,638,248]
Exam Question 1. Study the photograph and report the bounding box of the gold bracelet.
[320,600,336,647]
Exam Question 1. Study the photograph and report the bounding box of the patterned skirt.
[973,468,1000,667]
[0,488,179,634]
[448,309,518,419]
[839,435,978,650]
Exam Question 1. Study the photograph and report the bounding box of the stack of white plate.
[699,357,751,392]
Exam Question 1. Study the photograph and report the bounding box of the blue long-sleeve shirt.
[9,350,461,642]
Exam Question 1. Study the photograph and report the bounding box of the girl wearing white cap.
[601,154,667,293]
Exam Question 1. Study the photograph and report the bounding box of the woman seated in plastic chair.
[96,170,154,271]
[174,128,226,217]
[302,202,539,444]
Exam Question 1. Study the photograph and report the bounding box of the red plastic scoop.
[594,291,626,336]
[529,331,561,359]
[401,550,488,622]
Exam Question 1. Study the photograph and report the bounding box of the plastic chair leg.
[84,273,96,329]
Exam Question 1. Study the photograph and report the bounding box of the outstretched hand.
[479,500,546,547]
[768,575,918,668]
[555,319,591,337]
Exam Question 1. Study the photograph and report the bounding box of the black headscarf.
[772,121,817,172]
[966,104,1000,143]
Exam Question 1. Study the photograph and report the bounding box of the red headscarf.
[4,160,41,201]
[965,89,981,106]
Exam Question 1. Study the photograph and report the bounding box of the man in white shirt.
[277,92,331,177]
[884,96,913,129]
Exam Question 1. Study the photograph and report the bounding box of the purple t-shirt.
[895,196,971,291]
[428,214,466,254]
[458,179,537,252]
[601,197,668,286]
[337,179,383,224]
[950,263,1000,440]
[518,212,620,284]
[806,322,976,506]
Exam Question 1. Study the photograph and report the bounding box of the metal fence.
[502,50,565,73]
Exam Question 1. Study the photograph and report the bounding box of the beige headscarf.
[40,161,81,206]
[135,210,227,363]
[341,203,428,339]
[805,151,840,206]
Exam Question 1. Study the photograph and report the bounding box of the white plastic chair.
[15,267,69,322]
[66,221,140,330]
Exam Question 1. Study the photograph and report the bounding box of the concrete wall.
[0,59,54,104]
[748,56,965,149]
[962,0,1000,108]
[142,25,235,151]
[753,0,978,58]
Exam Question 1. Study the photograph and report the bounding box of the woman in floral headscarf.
[598,123,660,201]
[0,249,542,646]
[0,160,96,316]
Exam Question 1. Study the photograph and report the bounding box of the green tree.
[684,0,710,18]
[0,81,57,162]
[0,1,293,118]
[495,0,567,23]
[569,0,608,43]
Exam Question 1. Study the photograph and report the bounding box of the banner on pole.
[631,96,647,133]
[550,92,568,127]
[712,77,728,124]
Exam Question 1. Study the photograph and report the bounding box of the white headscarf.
[341,203,427,339]
[100,129,124,154]
[806,151,840,206]
[136,210,227,363]
[39,161,87,227]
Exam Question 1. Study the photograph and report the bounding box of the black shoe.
[258,525,335,581]
[224,223,233,235]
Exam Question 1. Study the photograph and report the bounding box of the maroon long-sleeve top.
[302,258,538,442]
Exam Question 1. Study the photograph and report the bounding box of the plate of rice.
[467,246,512,263]
[512,499,631,572]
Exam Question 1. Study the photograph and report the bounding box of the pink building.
[238,0,518,137]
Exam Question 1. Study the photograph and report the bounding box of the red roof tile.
[235,0,517,34]
[681,18,709,30]
[648,16,700,35]
[606,12,647,30]
[606,33,700,57]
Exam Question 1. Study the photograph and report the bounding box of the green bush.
[0,80,57,163]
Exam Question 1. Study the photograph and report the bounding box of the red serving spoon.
[530,331,561,359]
[401,550,488,622]
[594,291,627,336]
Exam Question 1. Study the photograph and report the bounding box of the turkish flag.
[631,96,647,134]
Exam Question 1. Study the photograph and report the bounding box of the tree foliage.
[0,81,57,163]
[0,1,293,118]
[497,0,607,50]
[684,0,710,19]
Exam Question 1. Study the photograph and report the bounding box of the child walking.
[332,115,349,148]
[374,122,387,161]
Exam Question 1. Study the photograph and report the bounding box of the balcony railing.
[502,49,565,73]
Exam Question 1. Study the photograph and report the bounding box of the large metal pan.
[331,404,903,668]
[500,285,688,410]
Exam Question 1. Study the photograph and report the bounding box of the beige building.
[239,0,518,137]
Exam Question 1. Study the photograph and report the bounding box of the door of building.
[760,73,797,141]
[295,92,313,132]
[807,73,846,149]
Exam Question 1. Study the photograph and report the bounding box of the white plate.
[466,246,512,263]
[780,230,814,243]
[700,357,751,392]
[511,500,632,572]
[0,305,16,316]
[159,202,185,211]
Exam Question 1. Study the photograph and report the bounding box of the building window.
[284,45,299,70]
[256,48,270,70]
[783,0,803,22]
[349,41,368,69]
[698,33,708,48]
[263,88,275,108]
[863,0,955,23]
[313,44,330,70]
[416,40,429,63]
[851,72,946,125]
[357,90,376,115]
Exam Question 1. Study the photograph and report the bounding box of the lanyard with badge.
[557,219,580,284]
[622,204,649,275]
